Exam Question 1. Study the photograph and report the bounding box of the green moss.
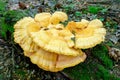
[91,44,113,69]
[88,6,101,14]
[96,64,120,80]
[64,44,120,80]
[87,5,108,14]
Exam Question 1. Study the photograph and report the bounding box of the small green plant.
[75,11,82,17]
[14,69,27,80]
[62,3,75,13]
[0,1,28,40]
[105,20,118,31]
[100,8,108,14]
[87,6,108,14]
[0,10,28,40]
[88,6,102,14]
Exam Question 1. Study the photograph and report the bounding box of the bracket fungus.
[24,48,86,72]
[66,19,106,49]
[14,17,40,52]
[14,11,106,72]
[35,12,51,27]
[30,28,82,56]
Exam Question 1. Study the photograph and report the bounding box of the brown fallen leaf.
[38,7,43,13]
[18,2,27,9]
[109,48,120,62]
[54,3,62,9]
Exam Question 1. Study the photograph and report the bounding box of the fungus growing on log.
[14,11,106,72]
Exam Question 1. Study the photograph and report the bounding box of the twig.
[11,47,15,79]
[75,0,87,9]
[87,1,112,5]
[59,71,73,80]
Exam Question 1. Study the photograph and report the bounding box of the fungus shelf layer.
[14,11,106,72]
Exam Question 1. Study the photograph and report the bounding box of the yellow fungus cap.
[34,11,67,27]
[28,48,63,72]
[66,19,106,49]
[75,19,106,49]
[76,19,89,29]
[56,51,86,69]
[75,28,106,49]
[66,19,89,33]
[66,21,77,31]
[30,28,83,56]
[88,19,103,28]
[34,12,51,27]
[47,24,64,30]
[50,11,68,25]
[25,47,86,72]
[14,17,40,52]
